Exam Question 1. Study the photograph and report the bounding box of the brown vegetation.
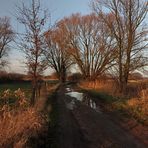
[79,78,148,125]
[0,108,47,147]
[0,89,47,148]
[79,79,116,94]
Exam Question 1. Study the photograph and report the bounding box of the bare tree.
[56,14,116,80]
[16,0,48,105]
[0,17,14,69]
[44,27,73,83]
[92,0,148,92]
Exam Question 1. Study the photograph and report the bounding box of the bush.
[0,88,29,108]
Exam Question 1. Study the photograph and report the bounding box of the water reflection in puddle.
[82,94,97,110]
[66,92,83,101]
[66,90,101,113]
[66,88,71,92]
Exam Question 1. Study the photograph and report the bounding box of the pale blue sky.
[0,0,91,74]
[0,0,91,29]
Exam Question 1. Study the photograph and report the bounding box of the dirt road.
[53,84,146,148]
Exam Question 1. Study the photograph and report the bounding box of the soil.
[52,84,147,148]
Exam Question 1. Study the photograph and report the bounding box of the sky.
[0,0,91,74]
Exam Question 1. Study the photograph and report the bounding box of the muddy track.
[53,84,146,148]
[54,86,89,148]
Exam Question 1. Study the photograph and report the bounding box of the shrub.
[0,88,29,109]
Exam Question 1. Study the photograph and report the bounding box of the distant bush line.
[0,72,31,83]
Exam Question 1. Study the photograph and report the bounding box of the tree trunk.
[60,64,66,83]
[119,50,123,93]
[31,87,36,105]
[30,79,38,106]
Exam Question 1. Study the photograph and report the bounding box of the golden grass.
[79,80,118,96]
[79,79,148,125]
[0,108,46,147]
[0,88,49,147]
[126,88,148,124]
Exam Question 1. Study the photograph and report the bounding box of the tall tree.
[56,14,116,80]
[92,0,148,92]
[16,0,48,105]
[0,17,14,69]
[44,27,73,83]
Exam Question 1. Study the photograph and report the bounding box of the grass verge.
[79,84,148,126]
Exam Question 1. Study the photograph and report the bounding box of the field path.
[53,84,146,148]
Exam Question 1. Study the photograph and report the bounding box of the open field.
[0,81,31,93]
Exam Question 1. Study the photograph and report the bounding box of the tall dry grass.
[79,79,118,95]
[0,108,46,147]
[127,87,148,124]
[0,88,48,147]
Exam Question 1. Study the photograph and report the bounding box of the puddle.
[66,87,71,92]
[66,90,101,113]
[66,92,83,101]
[82,95,97,109]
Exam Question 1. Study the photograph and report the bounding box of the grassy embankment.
[79,79,148,125]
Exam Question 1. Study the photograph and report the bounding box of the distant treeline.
[0,71,31,83]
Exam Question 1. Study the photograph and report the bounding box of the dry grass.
[126,88,148,124]
[79,79,148,125]
[0,88,48,147]
[79,80,117,95]
[0,108,47,147]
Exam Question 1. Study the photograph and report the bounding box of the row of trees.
[44,0,147,93]
[0,0,147,105]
